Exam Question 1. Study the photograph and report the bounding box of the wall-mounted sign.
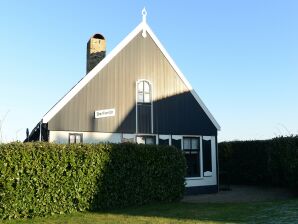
[95,108,115,118]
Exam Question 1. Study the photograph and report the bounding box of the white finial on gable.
[142,8,147,38]
[142,8,147,23]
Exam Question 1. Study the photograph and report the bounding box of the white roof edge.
[145,24,221,130]
[43,21,221,131]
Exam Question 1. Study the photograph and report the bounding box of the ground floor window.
[203,136,212,176]
[69,133,83,144]
[171,135,182,149]
[158,135,170,146]
[120,133,214,179]
[122,134,135,143]
[183,137,201,177]
[136,135,156,145]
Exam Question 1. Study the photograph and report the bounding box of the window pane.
[145,136,155,145]
[159,138,169,146]
[192,138,199,150]
[122,134,135,143]
[183,138,191,150]
[136,136,145,144]
[137,81,151,103]
[138,92,143,102]
[122,137,135,143]
[172,139,181,149]
[76,135,81,143]
[203,139,212,174]
[144,93,150,103]
[137,82,143,92]
[144,82,150,93]
[69,135,75,143]
[185,153,201,177]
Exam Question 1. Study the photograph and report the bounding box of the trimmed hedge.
[219,136,298,189]
[0,142,186,219]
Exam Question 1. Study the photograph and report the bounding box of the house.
[26,9,221,194]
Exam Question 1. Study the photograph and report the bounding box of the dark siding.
[48,31,217,136]
[154,92,217,135]
[137,104,151,133]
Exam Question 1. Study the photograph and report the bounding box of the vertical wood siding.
[48,32,217,135]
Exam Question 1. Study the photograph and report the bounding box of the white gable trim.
[43,21,220,130]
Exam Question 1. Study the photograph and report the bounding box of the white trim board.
[42,20,221,131]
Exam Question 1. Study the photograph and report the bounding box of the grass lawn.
[1,199,297,224]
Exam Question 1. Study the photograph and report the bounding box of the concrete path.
[182,185,297,203]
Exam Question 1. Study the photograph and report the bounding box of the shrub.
[0,142,186,219]
[218,136,298,189]
[269,137,298,188]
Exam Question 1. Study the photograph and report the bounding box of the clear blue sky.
[0,0,297,142]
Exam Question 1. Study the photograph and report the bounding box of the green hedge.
[219,136,298,189]
[0,142,186,219]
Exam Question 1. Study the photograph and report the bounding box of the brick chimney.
[86,33,106,74]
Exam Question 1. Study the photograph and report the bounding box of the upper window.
[137,80,151,103]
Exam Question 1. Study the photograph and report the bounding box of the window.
[136,136,156,145]
[172,136,182,149]
[159,135,170,146]
[137,80,151,103]
[203,137,212,176]
[69,133,83,144]
[136,80,153,133]
[183,137,201,177]
[159,138,169,145]
[122,134,135,143]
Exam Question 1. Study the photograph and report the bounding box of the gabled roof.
[42,19,221,131]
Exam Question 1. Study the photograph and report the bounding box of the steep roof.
[42,18,221,131]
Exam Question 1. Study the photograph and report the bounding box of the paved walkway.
[182,185,297,203]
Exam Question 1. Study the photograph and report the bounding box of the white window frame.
[135,79,153,134]
[69,133,83,144]
[137,80,151,103]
